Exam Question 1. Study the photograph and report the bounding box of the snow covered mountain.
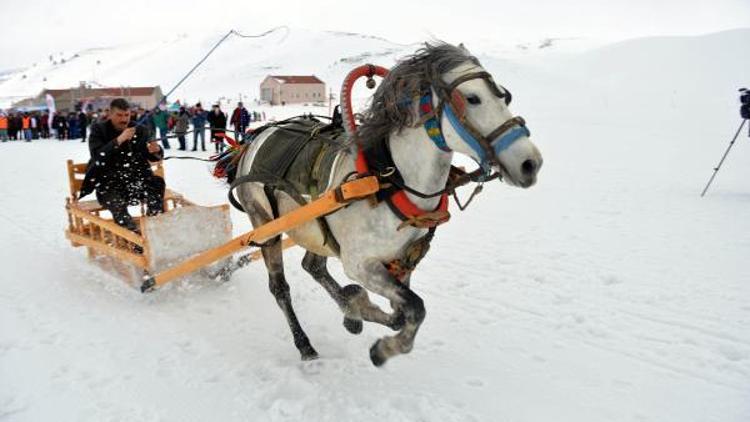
[0,27,418,108]
[8,26,742,110]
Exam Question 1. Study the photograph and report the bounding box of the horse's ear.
[458,43,469,53]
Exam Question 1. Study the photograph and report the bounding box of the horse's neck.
[388,125,453,210]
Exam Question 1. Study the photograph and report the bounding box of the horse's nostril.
[521,159,537,175]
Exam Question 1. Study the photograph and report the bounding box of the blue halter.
[419,88,530,172]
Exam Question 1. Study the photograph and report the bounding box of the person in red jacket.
[0,112,8,142]
[230,102,250,140]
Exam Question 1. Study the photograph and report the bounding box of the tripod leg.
[701,119,748,197]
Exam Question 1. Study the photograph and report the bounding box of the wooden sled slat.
[66,230,148,268]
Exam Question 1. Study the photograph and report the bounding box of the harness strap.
[385,227,437,283]
[228,172,341,254]
[355,141,450,229]
[419,91,451,152]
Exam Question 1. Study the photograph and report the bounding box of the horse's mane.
[352,42,480,149]
[213,43,480,184]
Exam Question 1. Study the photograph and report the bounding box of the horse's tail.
[212,141,250,184]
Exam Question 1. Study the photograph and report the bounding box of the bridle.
[425,69,531,178]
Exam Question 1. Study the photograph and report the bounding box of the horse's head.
[358,42,542,187]
[434,56,543,188]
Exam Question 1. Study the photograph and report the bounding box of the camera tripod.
[700,118,749,197]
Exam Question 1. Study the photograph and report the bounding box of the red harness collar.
[356,148,449,228]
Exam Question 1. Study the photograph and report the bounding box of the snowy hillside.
[0,26,625,110]
[0,27,418,108]
[1,28,749,422]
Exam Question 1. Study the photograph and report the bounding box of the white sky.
[1,0,748,68]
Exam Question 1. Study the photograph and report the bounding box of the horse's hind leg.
[259,238,318,360]
[244,199,318,361]
[301,252,404,334]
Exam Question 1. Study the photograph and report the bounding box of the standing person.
[40,111,49,138]
[190,102,207,151]
[0,112,8,142]
[151,108,170,149]
[30,114,38,139]
[145,110,156,139]
[98,108,110,122]
[230,101,249,141]
[79,98,165,234]
[55,112,68,140]
[174,106,190,151]
[8,112,19,140]
[206,103,227,153]
[67,112,79,140]
[78,109,89,142]
[21,113,32,142]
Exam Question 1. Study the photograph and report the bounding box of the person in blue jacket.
[191,102,207,151]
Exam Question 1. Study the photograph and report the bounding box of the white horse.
[233,43,542,366]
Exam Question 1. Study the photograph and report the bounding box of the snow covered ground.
[1,28,749,421]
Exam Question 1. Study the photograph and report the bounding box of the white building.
[260,75,325,105]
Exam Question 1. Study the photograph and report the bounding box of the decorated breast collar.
[355,136,449,229]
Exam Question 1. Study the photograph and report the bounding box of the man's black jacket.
[79,120,163,199]
[206,111,227,131]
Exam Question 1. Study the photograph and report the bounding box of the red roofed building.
[260,75,325,105]
[16,82,164,112]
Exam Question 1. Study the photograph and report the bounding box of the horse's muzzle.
[512,156,542,188]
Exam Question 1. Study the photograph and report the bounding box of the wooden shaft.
[142,176,379,292]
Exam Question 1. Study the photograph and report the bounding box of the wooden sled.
[64,159,379,292]
[64,159,234,285]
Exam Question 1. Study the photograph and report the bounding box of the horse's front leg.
[302,252,404,334]
[347,259,425,366]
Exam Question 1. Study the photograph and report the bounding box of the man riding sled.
[79,98,165,234]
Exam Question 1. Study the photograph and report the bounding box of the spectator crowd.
[0,100,266,153]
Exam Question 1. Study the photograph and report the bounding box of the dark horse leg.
[259,238,318,360]
[301,251,404,334]
[246,200,318,361]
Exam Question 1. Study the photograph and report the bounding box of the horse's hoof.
[299,344,319,361]
[389,312,405,331]
[369,340,387,367]
[343,317,363,334]
[301,349,319,361]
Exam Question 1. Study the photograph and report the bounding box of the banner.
[45,93,56,129]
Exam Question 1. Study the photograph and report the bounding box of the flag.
[45,94,56,129]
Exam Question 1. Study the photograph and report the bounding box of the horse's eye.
[466,95,481,105]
